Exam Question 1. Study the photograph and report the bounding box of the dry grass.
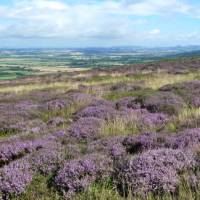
[83,72,199,90]
[145,72,198,89]
[0,71,199,95]
[165,107,200,132]
[178,107,200,121]
[0,81,79,94]
[100,117,139,137]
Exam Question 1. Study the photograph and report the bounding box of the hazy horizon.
[1,45,200,50]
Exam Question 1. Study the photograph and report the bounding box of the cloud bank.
[0,0,199,47]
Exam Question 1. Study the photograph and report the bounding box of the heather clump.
[0,101,39,121]
[87,136,126,157]
[160,80,200,107]
[173,128,200,149]
[100,108,169,137]
[138,112,169,131]
[143,91,186,115]
[0,157,33,198]
[54,154,113,198]
[10,119,47,135]
[89,98,115,108]
[122,128,200,154]
[0,134,65,167]
[0,139,43,167]
[75,105,118,120]
[30,144,65,175]
[47,117,67,128]
[115,97,141,110]
[68,92,93,106]
[113,148,196,197]
[122,132,171,154]
[110,82,142,92]
[46,99,70,111]
[68,117,105,141]
[44,93,92,117]
[14,100,43,113]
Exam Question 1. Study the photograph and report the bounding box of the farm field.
[1,46,200,80]
[0,55,200,200]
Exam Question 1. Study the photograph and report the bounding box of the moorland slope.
[0,57,200,200]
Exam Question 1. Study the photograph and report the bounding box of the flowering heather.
[115,97,141,110]
[0,115,24,134]
[0,100,40,120]
[15,100,42,112]
[30,138,81,175]
[122,132,170,154]
[117,108,147,120]
[0,101,45,135]
[10,119,47,134]
[139,112,169,130]
[47,117,67,127]
[89,98,115,108]
[173,128,200,149]
[117,108,168,131]
[0,157,33,198]
[110,82,142,92]
[160,80,200,107]
[64,144,82,159]
[46,99,70,111]
[1,58,200,199]
[0,135,61,167]
[68,117,104,141]
[0,141,28,166]
[193,97,200,107]
[87,136,126,157]
[122,128,200,154]
[68,92,93,106]
[30,145,65,175]
[53,130,68,139]
[75,105,118,120]
[143,91,186,115]
[0,139,43,166]
[54,154,113,198]
[113,148,196,197]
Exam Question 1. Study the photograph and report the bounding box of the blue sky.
[0,0,200,48]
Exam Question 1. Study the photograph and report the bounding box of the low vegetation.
[0,57,200,200]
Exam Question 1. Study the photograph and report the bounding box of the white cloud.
[124,0,191,16]
[0,0,140,39]
[149,29,161,35]
[0,0,199,45]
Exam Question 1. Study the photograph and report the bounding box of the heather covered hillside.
[0,57,200,200]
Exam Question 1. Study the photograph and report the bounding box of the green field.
[1,47,200,80]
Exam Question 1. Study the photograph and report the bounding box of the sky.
[0,0,200,48]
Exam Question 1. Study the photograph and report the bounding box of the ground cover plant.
[0,56,200,199]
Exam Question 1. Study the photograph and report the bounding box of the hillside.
[0,57,200,200]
